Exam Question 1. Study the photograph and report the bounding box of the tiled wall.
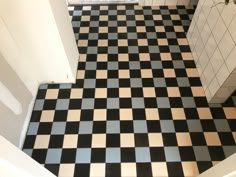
[139,0,198,6]
[187,0,236,103]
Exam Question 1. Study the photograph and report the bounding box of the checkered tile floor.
[23,5,236,177]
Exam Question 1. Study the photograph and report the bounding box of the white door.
[198,153,236,177]
[0,136,56,177]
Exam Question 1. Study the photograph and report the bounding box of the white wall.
[0,53,33,146]
[139,0,198,6]
[187,0,236,103]
[0,0,79,147]
[0,0,79,96]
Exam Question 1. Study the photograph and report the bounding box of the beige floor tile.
[121,163,137,176]
[145,108,159,120]
[204,132,221,146]
[120,133,135,147]
[40,110,55,122]
[67,110,81,122]
[148,133,163,147]
[176,133,192,146]
[94,109,107,121]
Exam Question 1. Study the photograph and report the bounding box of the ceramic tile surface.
[23,5,236,177]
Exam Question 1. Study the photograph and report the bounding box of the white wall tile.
[233,67,236,73]
[193,3,202,22]
[164,0,178,5]
[202,0,214,18]
[196,60,202,75]
[224,74,236,87]
[189,0,199,5]
[198,0,206,6]
[152,0,165,5]
[191,25,200,47]
[199,49,209,70]
[177,0,190,5]
[213,0,225,13]
[203,61,215,86]
[205,88,212,102]
[196,12,206,32]
[216,63,230,85]
[187,1,236,104]
[210,47,224,74]
[205,33,217,58]
[228,15,236,44]
[200,74,207,90]
[220,4,236,27]
[144,0,153,6]
[208,77,220,97]
[226,46,236,73]
[139,0,145,5]
[200,22,211,45]
[195,37,204,58]
[207,6,220,30]
[192,48,199,62]
[218,31,235,60]
[215,87,235,102]
[187,19,196,37]
[212,17,227,44]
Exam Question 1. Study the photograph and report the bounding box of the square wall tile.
[226,46,236,73]
[212,17,227,44]
[218,31,235,60]
[216,64,230,86]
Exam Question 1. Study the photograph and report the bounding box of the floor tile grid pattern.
[23,5,236,177]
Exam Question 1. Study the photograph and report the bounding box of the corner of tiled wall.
[139,0,199,6]
[187,0,236,103]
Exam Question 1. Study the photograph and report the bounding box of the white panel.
[218,31,235,60]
